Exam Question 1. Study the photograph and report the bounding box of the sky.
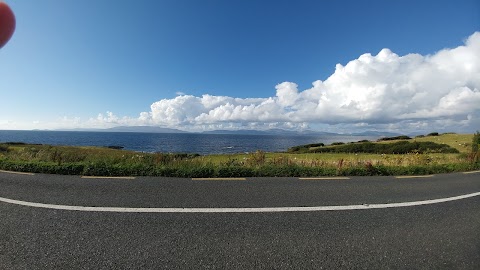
[0,0,479,134]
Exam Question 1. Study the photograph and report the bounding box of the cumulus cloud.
[42,32,479,133]
[136,32,480,132]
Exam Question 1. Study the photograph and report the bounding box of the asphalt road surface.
[0,171,479,269]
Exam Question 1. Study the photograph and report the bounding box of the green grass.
[411,133,472,153]
[289,134,466,154]
[0,133,478,177]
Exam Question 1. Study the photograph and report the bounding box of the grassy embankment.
[0,132,478,177]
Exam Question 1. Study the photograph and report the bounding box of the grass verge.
[0,133,478,177]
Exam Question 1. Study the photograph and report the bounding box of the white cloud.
[41,32,480,133]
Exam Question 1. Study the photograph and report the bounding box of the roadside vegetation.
[0,133,478,177]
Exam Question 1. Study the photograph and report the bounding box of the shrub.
[308,143,325,148]
[378,135,411,141]
[217,166,256,177]
[256,164,305,177]
[472,131,480,153]
[0,160,84,175]
[331,142,345,145]
[311,141,458,154]
[105,145,124,150]
[247,150,266,166]
[149,153,200,166]
[174,165,215,178]
[427,132,439,136]
[83,162,115,176]
[287,143,324,153]
[471,131,480,163]
[4,142,28,145]
[154,167,179,177]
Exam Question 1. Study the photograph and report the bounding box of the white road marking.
[0,170,34,176]
[299,177,350,180]
[0,192,479,213]
[81,176,135,180]
[192,178,246,181]
[463,170,480,174]
[395,175,434,179]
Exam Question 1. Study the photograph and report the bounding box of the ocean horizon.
[0,130,378,155]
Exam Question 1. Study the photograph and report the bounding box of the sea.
[0,130,378,155]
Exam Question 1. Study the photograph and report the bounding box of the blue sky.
[0,0,479,133]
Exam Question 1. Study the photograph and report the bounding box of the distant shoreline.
[0,130,378,155]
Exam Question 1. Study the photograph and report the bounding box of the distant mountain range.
[201,128,400,137]
[201,129,338,136]
[105,126,189,133]
[348,131,401,137]
[55,126,400,137]
[56,126,187,133]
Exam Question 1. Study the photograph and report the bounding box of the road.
[0,171,479,269]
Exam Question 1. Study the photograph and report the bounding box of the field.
[0,133,478,177]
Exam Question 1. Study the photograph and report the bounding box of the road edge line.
[192,178,246,181]
[395,175,434,179]
[81,176,135,180]
[0,170,35,176]
[299,177,350,180]
[1,192,479,213]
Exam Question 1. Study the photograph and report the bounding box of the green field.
[0,133,478,177]
[199,134,473,166]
